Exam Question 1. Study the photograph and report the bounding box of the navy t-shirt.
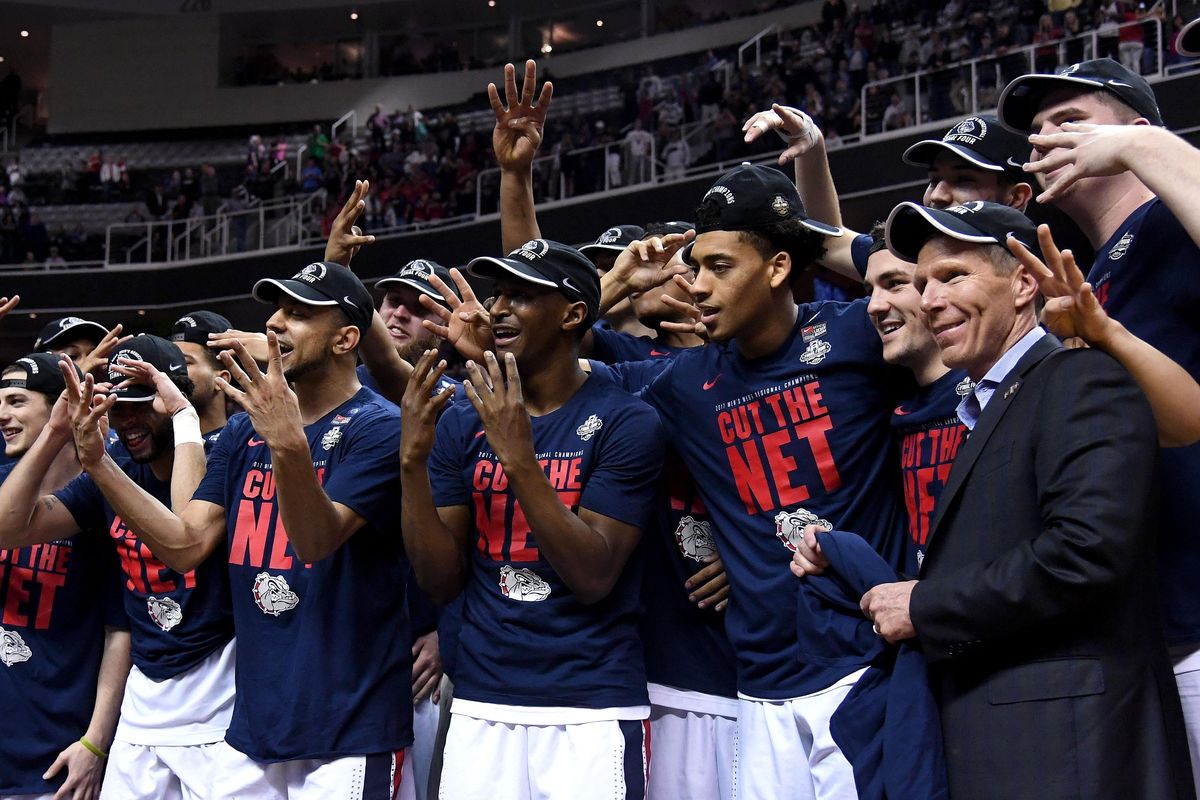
[590,324,684,364]
[639,302,909,699]
[0,464,126,796]
[55,443,234,680]
[357,362,460,402]
[591,360,738,700]
[428,374,663,709]
[193,388,412,761]
[892,370,972,576]
[1087,198,1200,645]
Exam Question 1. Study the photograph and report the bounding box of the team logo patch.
[295,262,327,284]
[108,348,143,382]
[944,116,986,145]
[576,414,603,441]
[771,194,791,216]
[252,572,300,616]
[514,239,550,260]
[1109,231,1133,260]
[947,201,986,215]
[321,427,343,451]
[598,227,623,244]
[400,260,434,279]
[774,508,832,552]
[675,515,716,562]
[147,596,183,631]
[499,565,551,602]
[332,414,351,425]
[955,376,975,397]
[0,627,32,667]
[799,339,832,365]
[801,322,827,341]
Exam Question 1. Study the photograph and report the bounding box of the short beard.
[129,421,174,464]
[396,334,441,365]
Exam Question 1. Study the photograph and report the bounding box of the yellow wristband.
[79,736,107,759]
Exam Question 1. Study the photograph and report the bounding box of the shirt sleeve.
[579,402,665,529]
[54,472,106,534]
[429,407,470,508]
[322,407,403,532]
[192,418,235,507]
[588,324,627,364]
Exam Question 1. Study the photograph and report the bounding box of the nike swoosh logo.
[248,437,265,447]
[1107,80,1133,88]
[1006,157,1025,169]
[894,406,911,416]
[703,375,721,390]
[562,277,579,293]
[168,363,184,371]
[649,349,669,356]
[343,296,354,305]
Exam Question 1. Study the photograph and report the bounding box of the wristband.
[79,736,107,759]
[171,406,204,447]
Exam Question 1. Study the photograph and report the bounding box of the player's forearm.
[499,167,541,254]
[794,142,842,228]
[270,436,351,563]
[84,628,131,753]
[502,455,622,604]
[87,455,210,572]
[0,426,73,548]
[1092,319,1200,447]
[359,310,414,406]
[169,442,207,515]
[1125,127,1200,251]
[400,461,468,604]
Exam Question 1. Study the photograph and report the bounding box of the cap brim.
[902,139,1006,172]
[466,256,559,289]
[110,389,157,402]
[885,202,999,262]
[997,73,1107,132]
[801,218,844,237]
[579,243,628,258]
[38,321,110,349]
[252,278,341,308]
[1178,18,1200,57]
[375,277,455,303]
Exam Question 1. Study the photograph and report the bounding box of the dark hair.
[169,373,196,402]
[694,200,828,285]
[867,220,888,257]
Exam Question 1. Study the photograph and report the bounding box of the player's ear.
[561,300,588,336]
[331,324,361,356]
[767,250,792,290]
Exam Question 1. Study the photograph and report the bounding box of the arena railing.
[738,25,781,68]
[857,18,1166,139]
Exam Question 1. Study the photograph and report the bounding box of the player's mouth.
[930,318,965,345]
[875,317,905,340]
[277,340,294,359]
[698,305,720,327]
[492,324,521,348]
[387,326,410,342]
[1,427,20,443]
[121,428,151,450]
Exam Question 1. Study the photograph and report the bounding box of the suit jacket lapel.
[923,334,1062,557]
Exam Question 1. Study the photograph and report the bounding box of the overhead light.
[137,309,147,316]
[20,30,29,38]
[488,0,495,6]
[596,19,604,27]
[27,312,36,319]
[0,56,5,63]
[540,43,552,54]
[350,9,359,19]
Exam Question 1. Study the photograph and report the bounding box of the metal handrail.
[332,109,357,143]
[738,25,780,68]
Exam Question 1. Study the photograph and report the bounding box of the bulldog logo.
[252,572,300,616]
[946,117,986,144]
[799,339,832,365]
[499,565,551,602]
[576,414,603,441]
[0,627,32,667]
[147,596,183,631]
[514,239,550,259]
[774,508,832,552]
[296,262,327,283]
[955,376,975,397]
[675,515,716,562]
[598,227,623,244]
[401,260,434,279]
[1109,231,1133,260]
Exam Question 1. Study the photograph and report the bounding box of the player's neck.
[1063,174,1155,248]
[518,349,588,417]
[913,356,951,388]
[292,358,361,425]
[197,401,227,437]
[734,298,798,359]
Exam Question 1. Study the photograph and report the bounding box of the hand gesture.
[490,60,554,173]
[59,357,116,470]
[464,351,533,467]
[324,179,376,266]
[1026,122,1142,204]
[214,333,304,448]
[43,739,104,800]
[400,349,456,465]
[658,274,709,340]
[788,523,830,578]
[742,103,824,166]
[109,357,192,418]
[609,232,695,295]
[685,553,730,612]
[411,630,444,703]
[0,295,19,323]
[419,267,494,363]
[1008,225,1116,347]
[76,324,134,378]
[208,329,269,364]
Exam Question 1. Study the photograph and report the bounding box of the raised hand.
[76,324,134,378]
[742,103,824,166]
[1026,122,1141,204]
[208,329,269,364]
[214,332,304,448]
[419,267,494,362]
[59,356,116,469]
[658,274,709,339]
[109,357,191,418]
[489,60,554,172]
[400,349,456,466]
[324,179,376,266]
[1008,225,1116,347]
[0,295,19,323]
[463,351,533,467]
[609,231,695,295]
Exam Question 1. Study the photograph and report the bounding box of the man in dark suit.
[860,200,1194,799]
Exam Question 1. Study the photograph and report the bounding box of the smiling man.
[863,199,1194,800]
[399,239,663,800]
[169,311,234,447]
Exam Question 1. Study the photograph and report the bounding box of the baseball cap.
[644,220,695,237]
[885,200,1040,263]
[902,115,1031,181]
[170,310,232,345]
[579,225,646,260]
[1178,17,1200,57]
[34,316,109,351]
[1,352,80,398]
[375,259,460,307]
[468,239,602,325]
[252,261,374,333]
[106,335,190,402]
[997,58,1163,132]
[695,163,842,237]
